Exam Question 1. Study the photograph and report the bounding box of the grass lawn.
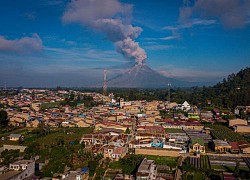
[109,161,122,169]
[164,128,184,133]
[145,155,178,167]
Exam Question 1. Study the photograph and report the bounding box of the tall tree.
[0,110,8,128]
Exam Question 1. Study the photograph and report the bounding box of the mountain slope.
[108,64,194,88]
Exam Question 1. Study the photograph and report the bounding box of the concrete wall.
[229,119,247,127]
[235,126,250,133]
[3,145,27,153]
[135,148,180,157]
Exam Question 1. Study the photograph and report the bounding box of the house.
[202,127,212,135]
[62,169,89,180]
[8,134,23,141]
[75,120,90,128]
[211,140,231,153]
[114,174,134,180]
[104,145,127,160]
[181,101,191,111]
[136,158,157,180]
[233,125,250,133]
[0,160,36,180]
[234,106,250,116]
[238,141,250,154]
[185,130,212,143]
[200,111,213,121]
[3,145,27,153]
[168,133,189,144]
[229,142,240,153]
[98,128,123,136]
[26,119,40,128]
[229,118,247,127]
[189,138,205,154]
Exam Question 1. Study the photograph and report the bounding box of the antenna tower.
[103,69,107,95]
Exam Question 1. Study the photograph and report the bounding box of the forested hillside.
[199,67,250,108]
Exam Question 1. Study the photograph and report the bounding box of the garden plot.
[208,155,248,169]
[189,155,210,169]
[242,157,250,169]
[189,156,201,168]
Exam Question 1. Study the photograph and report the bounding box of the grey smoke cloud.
[180,0,250,28]
[62,0,147,64]
[0,34,43,53]
[116,38,146,65]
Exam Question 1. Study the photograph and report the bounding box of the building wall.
[235,126,250,133]
[242,147,250,154]
[214,146,231,153]
[9,161,35,180]
[135,148,180,157]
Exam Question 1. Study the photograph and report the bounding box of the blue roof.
[81,167,89,172]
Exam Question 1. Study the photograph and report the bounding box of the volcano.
[108,64,193,88]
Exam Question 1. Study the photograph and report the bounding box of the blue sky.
[0,0,249,87]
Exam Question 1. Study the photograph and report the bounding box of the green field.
[109,161,122,169]
[205,124,248,142]
[40,102,61,110]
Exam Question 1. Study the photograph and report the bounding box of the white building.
[181,101,191,111]
[136,158,157,180]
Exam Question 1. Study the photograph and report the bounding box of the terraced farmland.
[189,155,210,169]
[189,157,201,168]
[200,155,210,169]
[209,155,248,172]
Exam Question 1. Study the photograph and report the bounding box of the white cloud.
[62,0,127,25]
[160,35,180,40]
[144,45,173,50]
[163,18,217,31]
[179,0,250,29]
[0,34,43,53]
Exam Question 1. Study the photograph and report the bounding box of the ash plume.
[62,0,147,65]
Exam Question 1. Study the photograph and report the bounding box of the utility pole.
[4,81,7,90]
[168,82,171,104]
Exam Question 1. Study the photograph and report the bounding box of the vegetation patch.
[145,155,177,168]
[205,124,248,142]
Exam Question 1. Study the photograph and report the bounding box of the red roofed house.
[229,142,240,154]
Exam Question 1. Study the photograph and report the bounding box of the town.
[0,87,249,180]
